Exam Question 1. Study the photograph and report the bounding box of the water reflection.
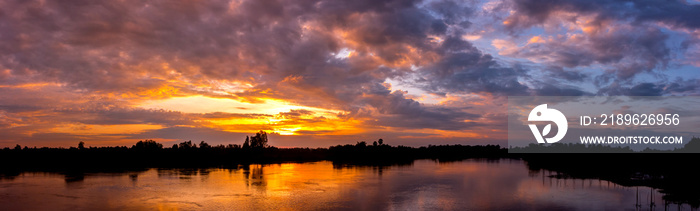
[0,159,695,210]
[64,173,84,183]
[244,164,266,189]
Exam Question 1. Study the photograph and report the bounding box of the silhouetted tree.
[250,130,268,148]
[133,140,163,150]
[243,136,250,149]
[14,144,21,150]
[378,139,383,145]
[356,141,367,147]
[78,141,85,150]
[373,141,378,146]
[199,141,211,149]
[679,137,700,152]
[172,144,178,149]
[178,140,195,149]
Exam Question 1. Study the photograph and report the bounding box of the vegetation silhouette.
[0,131,505,173]
[510,137,700,153]
[4,133,700,208]
[517,137,700,208]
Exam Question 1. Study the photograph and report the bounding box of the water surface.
[0,159,684,210]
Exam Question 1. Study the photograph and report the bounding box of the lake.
[0,159,687,210]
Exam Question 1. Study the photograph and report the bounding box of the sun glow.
[136,95,339,115]
[49,124,163,135]
[135,95,354,135]
[274,127,301,135]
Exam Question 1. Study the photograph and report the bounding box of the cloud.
[504,0,700,30]
[490,0,700,86]
[501,14,672,81]
[0,0,698,147]
[416,36,531,96]
[534,84,590,96]
[598,79,700,96]
[543,66,588,82]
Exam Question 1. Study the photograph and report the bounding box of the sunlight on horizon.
[136,95,351,136]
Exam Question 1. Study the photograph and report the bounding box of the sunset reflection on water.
[0,159,687,210]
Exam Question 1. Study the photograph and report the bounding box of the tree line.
[0,130,507,172]
[6,130,270,151]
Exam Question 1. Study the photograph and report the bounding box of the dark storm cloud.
[418,36,530,96]
[598,79,700,96]
[665,79,700,94]
[500,0,696,81]
[507,0,700,30]
[544,67,588,82]
[504,21,671,81]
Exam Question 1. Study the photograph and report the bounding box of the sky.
[1,0,699,148]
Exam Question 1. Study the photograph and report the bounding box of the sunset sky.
[1,0,699,148]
